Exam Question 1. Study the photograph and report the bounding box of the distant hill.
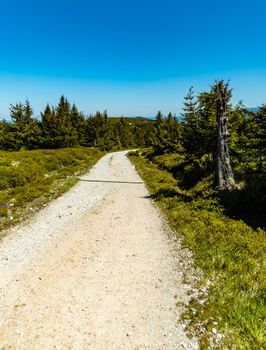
[132,116,155,120]
[247,107,259,113]
[109,116,154,123]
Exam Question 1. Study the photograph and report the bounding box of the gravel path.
[0,151,198,349]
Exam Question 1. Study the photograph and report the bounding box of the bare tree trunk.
[214,81,235,189]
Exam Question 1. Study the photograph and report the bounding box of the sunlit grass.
[0,148,105,235]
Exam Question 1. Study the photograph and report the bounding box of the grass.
[129,150,266,350]
[0,148,105,235]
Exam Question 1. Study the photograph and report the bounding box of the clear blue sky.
[0,0,266,118]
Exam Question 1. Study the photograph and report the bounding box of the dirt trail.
[0,151,198,349]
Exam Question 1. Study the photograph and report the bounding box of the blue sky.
[0,0,266,117]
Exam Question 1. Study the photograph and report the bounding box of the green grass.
[0,148,105,235]
[129,150,266,350]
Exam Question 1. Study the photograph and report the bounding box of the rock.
[217,333,223,340]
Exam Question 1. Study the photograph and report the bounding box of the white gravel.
[0,151,199,349]
[0,152,124,284]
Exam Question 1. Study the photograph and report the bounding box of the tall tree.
[181,87,202,157]
[213,80,235,189]
[9,100,41,149]
[55,96,78,147]
[152,111,166,154]
[41,104,59,148]
[254,105,266,164]
[70,104,87,146]
[182,87,198,124]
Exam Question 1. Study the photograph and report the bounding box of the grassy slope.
[0,148,105,235]
[129,151,266,350]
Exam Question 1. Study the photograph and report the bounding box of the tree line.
[0,96,154,151]
[0,84,265,173]
[0,81,265,220]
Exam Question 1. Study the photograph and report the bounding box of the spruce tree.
[55,96,78,147]
[9,100,41,149]
[254,105,266,164]
[41,104,58,148]
[181,87,202,157]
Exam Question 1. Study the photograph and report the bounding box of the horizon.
[0,0,266,118]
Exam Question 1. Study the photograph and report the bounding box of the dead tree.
[214,81,235,189]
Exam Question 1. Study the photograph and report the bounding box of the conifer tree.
[0,120,19,150]
[55,96,79,147]
[164,113,183,153]
[9,100,41,149]
[182,87,198,124]
[254,105,266,164]
[41,104,58,148]
[70,104,87,146]
[152,111,166,154]
[181,87,202,157]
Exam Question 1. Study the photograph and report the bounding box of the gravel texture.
[0,151,199,349]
